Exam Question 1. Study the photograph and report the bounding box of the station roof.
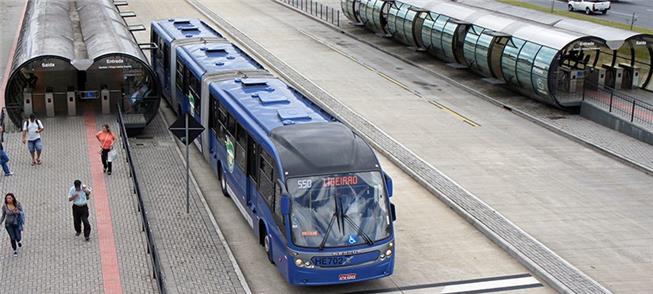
[77,0,147,64]
[456,0,653,50]
[402,0,598,50]
[11,0,75,72]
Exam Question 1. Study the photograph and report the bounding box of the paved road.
[186,0,653,292]
[518,0,653,29]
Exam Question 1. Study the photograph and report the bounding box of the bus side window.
[226,114,236,137]
[175,58,184,91]
[235,123,247,171]
[164,44,170,71]
[258,150,275,210]
[247,137,259,184]
[218,103,227,143]
[188,74,201,115]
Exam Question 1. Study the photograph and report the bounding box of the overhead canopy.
[402,0,601,50]
[78,0,147,65]
[10,0,75,72]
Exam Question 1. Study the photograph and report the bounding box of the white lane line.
[440,277,541,293]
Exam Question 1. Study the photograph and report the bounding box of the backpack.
[23,119,43,133]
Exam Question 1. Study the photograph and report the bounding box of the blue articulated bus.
[152,18,397,285]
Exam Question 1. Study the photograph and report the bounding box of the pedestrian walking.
[96,124,116,175]
[0,193,23,256]
[21,114,44,166]
[0,125,14,176]
[68,180,92,241]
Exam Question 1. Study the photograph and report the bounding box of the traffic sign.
[168,112,204,145]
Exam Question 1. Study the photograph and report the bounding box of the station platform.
[0,114,154,293]
[132,0,652,292]
[0,110,248,293]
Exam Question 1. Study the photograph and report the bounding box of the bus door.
[231,123,249,208]
[246,135,259,211]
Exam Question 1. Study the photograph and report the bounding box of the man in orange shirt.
[96,124,116,175]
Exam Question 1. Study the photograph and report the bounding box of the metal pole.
[630,12,636,30]
[631,100,636,122]
[609,92,614,112]
[185,114,190,214]
[550,0,554,13]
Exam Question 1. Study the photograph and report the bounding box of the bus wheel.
[264,232,274,264]
[218,163,230,198]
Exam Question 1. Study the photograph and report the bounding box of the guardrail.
[116,105,166,294]
[583,83,653,129]
[279,0,341,27]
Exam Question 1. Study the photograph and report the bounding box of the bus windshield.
[287,172,391,248]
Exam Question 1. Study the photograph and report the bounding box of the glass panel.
[463,25,483,72]
[502,38,526,87]
[517,42,542,93]
[441,21,459,63]
[476,33,494,77]
[424,14,448,59]
[532,47,557,97]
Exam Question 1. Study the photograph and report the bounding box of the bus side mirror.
[384,172,393,197]
[390,203,397,222]
[281,195,290,215]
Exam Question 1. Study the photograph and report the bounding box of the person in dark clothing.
[1,193,23,256]
[68,180,92,241]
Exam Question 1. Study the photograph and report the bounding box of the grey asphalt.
[516,0,653,29]
[193,0,653,292]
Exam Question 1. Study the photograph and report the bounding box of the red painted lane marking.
[0,0,29,109]
[84,111,123,294]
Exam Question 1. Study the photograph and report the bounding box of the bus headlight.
[385,249,392,256]
[295,258,303,267]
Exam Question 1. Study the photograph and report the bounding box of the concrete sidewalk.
[0,115,154,293]
[128,113,249,294]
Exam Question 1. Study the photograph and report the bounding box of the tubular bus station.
[341,0,653,108]
[3,0,160,130]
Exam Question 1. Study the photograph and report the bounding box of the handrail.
[582,81,653,129]
[116,105,166,294]
[280,0,341,27]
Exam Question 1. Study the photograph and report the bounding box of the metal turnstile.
[619,63,641,89]
[23,89,33,116]
[101,89,111,114]
[45,92,55,117]
[602,64,623,89]
[67,91,76,115]
[587,67,606,89]
[561,68,586,93]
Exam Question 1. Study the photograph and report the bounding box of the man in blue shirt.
[68,180,91,241]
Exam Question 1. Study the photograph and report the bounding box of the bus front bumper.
[289,257,394,286]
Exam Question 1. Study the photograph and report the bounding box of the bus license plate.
[339,273,357,281]
[313,256,351,267]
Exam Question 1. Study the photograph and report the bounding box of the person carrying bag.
[95,124,116,175]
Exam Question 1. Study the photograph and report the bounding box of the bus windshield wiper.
[318,212,337,250]
[342,214,374,246]
[319,194,343,250]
